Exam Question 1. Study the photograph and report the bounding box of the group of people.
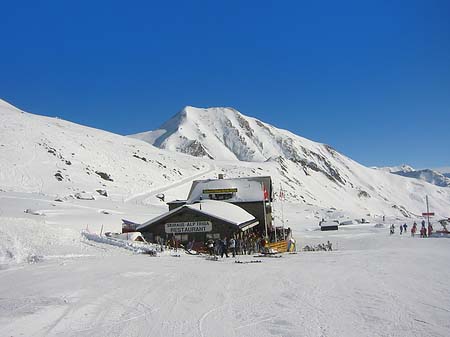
[303,241,333,252]
[390,220,433,238]
[205,233,272,258]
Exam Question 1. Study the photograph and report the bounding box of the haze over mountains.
[1,99,449,221]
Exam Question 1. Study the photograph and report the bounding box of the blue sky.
[1,0,449,168]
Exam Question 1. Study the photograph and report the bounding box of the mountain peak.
[129,106,351,187]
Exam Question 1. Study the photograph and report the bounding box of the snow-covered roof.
[186,200,255,225]
[187,176,272,203]
[320,221,339,227]
[137,200,258,231]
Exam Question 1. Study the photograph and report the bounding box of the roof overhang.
[137,201,259,232]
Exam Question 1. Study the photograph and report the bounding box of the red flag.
[263,183,268,201]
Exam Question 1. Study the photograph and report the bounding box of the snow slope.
[0,99,209,200]
[1,216,450,337]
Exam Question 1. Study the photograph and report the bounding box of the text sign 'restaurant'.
[165,221,212,234]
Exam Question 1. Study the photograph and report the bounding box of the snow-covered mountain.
[392,169,450,188]
[130,105,450,218]
[372,164,415,173]
[2,99,450,220]
[131,106,339,163]
[435,167,450,178]
[373,164,450,188]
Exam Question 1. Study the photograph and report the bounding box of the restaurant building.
[137,176,273,244]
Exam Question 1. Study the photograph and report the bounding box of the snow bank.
[81,231,158,255]
[0,218,80,265]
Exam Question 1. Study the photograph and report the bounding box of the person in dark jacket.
[411,222,417,237]
[229,237,236,257]
[220,237,229,258]
[206,238,215,256]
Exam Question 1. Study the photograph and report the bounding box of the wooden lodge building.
[137,176,273,244]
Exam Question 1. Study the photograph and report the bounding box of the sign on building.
[165,221,212,234]
[202,188,238,194]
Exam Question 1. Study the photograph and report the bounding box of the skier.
[229,237,236,257]
[326,240,332,251]
[427,223,433,237]
[400,225,403,235]
[403,223,407,233]
[390,224,395,235]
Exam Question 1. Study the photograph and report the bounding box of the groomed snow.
[1,195,449,337]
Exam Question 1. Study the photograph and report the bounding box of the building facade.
[138,176,273,245]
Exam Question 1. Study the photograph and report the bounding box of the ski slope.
[1,205,449,337]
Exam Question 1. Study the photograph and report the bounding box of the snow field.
[1,232,449,337]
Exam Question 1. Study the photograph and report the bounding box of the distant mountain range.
[373,165,450,188]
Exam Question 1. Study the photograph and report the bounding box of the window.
[209,193,233,201]
[174,234,189,242]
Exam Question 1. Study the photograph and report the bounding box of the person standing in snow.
[214,239,221,255]
[229,237,236,257]
[403,223,407,233]
[220,237,229,258]
[427,223,433,237]
[206,238,214,256]
[400,225,403,235]
[260,237,267,253]
[159,237,164,252]
[411,222,417,237]
[390,224,395,235]
[421,223,427,238]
